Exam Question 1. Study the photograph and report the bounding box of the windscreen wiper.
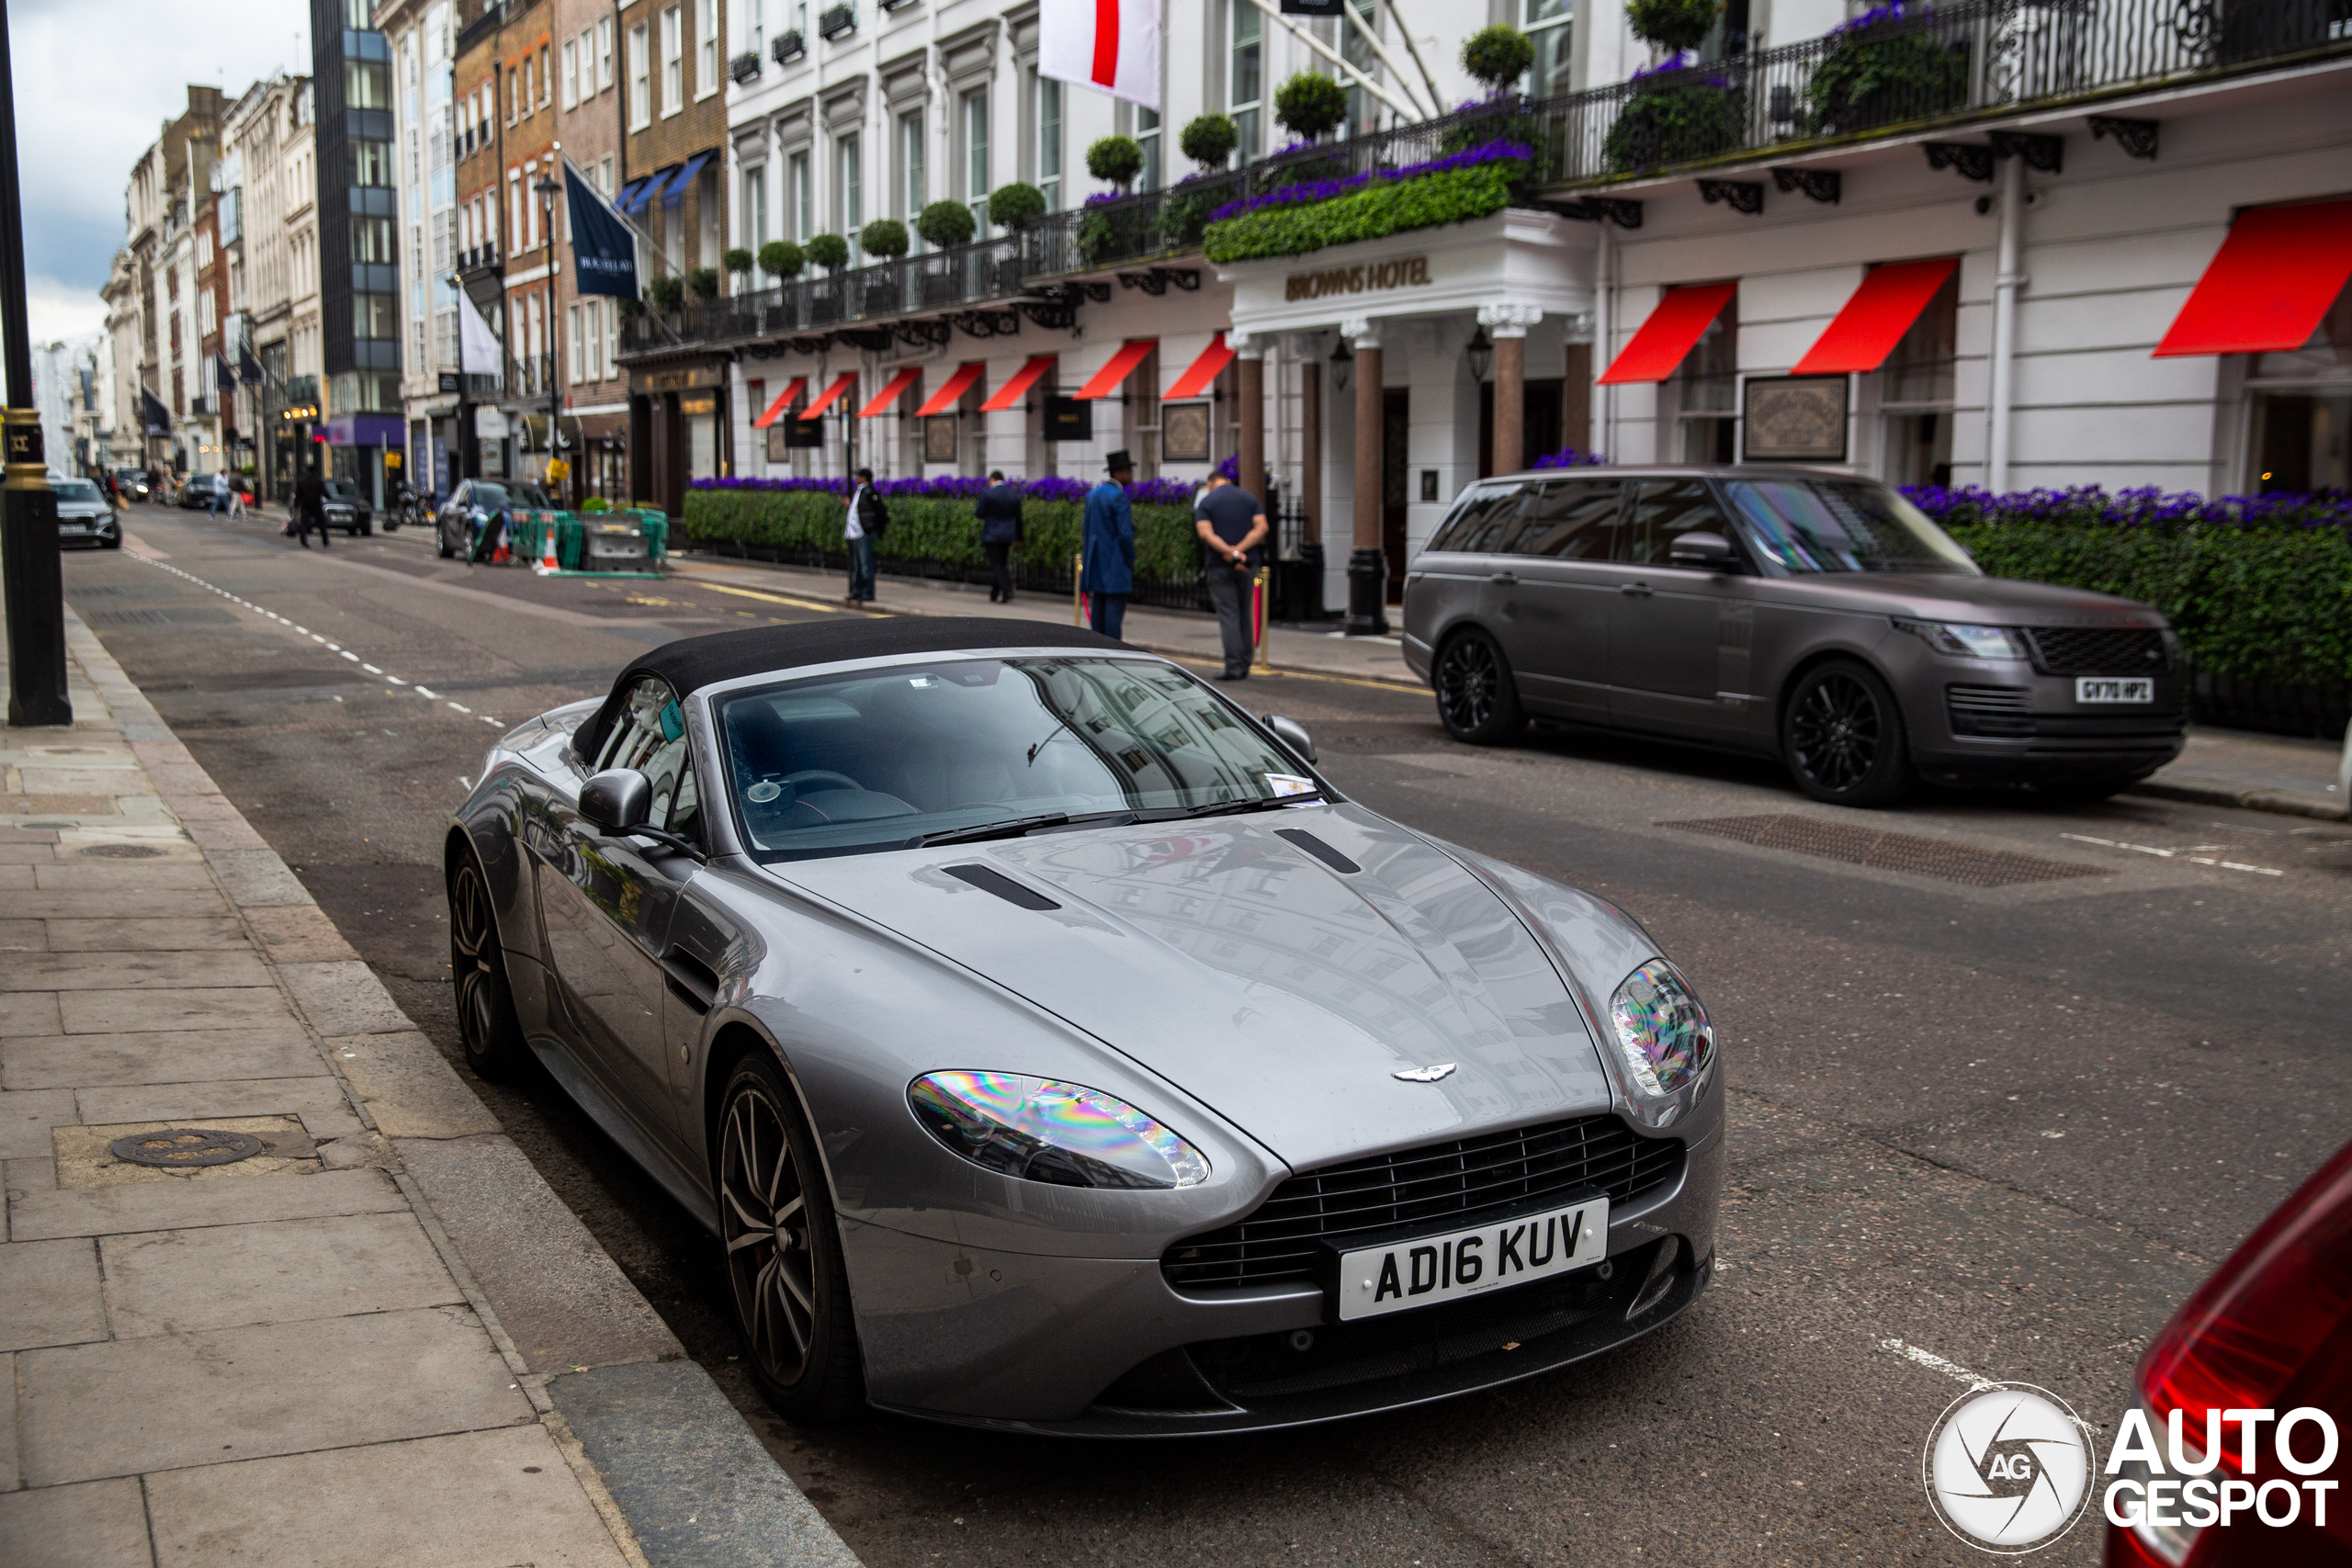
[916,812,1071,847]
[1163,793,1322,820]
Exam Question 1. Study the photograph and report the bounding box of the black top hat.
[1104,449,1136,473]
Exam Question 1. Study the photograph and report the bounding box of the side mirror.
[1668,530,1737,570]
[1262,714,1317,764]
[580,769,652,834]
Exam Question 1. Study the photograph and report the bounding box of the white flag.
[1039,0,1160,112]
[458,291,503,377]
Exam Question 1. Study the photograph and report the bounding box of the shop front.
[628,357,731,515]
[322,412,405,510]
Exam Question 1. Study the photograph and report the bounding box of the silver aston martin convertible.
[447,618,1724,1434]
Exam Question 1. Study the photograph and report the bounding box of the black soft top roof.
[577,616,1127,761]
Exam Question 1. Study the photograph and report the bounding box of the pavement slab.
[7,1167,409,1242]
[0,947,273,989]
[52,1116,317,1187]
[2,1024,324,1089]
[101,1211,462,1337]
[0,1476,153,1568]
[56,986,298,1035]
[0,1089,77,1159]
[326,1030,502,1138]
[74,1077,365,1141]
[0,1237,107,1351]
[278,959,413,1036]
[17,1304,532,1485]
[41,916,251,951]
[0,992,60,1038]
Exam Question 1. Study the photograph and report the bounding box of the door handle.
[1488,571,1519,585]
[1619,581,1653,597]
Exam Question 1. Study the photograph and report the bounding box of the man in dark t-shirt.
[1193,472,1269,680]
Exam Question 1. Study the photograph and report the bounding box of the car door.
[533,675,703,1149]
[1604,479,1758,739]
[1487,478,1628,721]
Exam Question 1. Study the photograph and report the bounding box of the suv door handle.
[1488,571,1519,585]
[1619,581,1653,597]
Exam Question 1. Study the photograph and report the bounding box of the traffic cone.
[537,522,559,574]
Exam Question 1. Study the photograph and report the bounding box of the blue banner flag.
[566,163,639,300]
[141,387,172,435]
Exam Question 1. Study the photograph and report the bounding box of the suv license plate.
[1336,1196,1608,1322]
[2076,678,2153,704]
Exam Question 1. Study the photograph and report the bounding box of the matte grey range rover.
[1401,466,2185,807]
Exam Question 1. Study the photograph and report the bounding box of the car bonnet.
[768,803,1615,1171]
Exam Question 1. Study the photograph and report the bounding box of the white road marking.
[448,702,471,714]
[1879,1338,1999,1392]
[415,686,438,699]
[362,664,382,674]
[2063,833,2281,875]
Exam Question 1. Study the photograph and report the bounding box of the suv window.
[1426,482,1532,553]
[1623,479,1740,566]
[1499,479,1625,558]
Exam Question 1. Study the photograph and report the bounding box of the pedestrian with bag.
[843,467,886,605]
[1080,451,1136,641]
[974,469,1023,603]
[293,467,331,549]
[1194,468,1269,680]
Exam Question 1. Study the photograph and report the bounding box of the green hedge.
[682,489,1203,582]
[1941,519,2352,690]
[1203,164,1519,264]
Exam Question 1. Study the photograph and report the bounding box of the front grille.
[1162,1116,1684,1292]
[2024,626,2170,676]
[1947,683,2033,737]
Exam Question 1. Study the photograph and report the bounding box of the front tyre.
[718,1055,865,1423]
[1782,660,1910,807]
[448,852,530,1080]
[1432,629,1527,745]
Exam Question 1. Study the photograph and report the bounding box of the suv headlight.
[1609,961,1713,1097]
[1892,618,2030,660]
[908,1070,1209,1190]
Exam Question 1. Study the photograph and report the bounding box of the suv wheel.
[717,1054,865,1423]
[1782,660,1909,807]
[436,525,456,559]
[1433,630,1528,745]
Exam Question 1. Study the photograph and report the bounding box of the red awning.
[798,371,859,420]
[1075,339,1158,400]
[857,367,924,418]
[1792,258,1960,375]
[1164,333,1235,400]
[979,355,1057,413]
[1596,283,1738,385]
[751,377,807,429]
[2154,198,2352,357]
[914,362,987,417]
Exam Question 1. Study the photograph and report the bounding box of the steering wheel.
[782,769,864,795]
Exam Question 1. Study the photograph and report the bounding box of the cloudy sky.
[12,0,312,343]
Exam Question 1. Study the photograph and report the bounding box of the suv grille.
[1162,1116,1685,1292]
[2023,626,2170,676]
[1947,684,2033,737]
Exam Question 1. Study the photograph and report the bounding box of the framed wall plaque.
[764,422,793,462]
[1160,400,1211,463]
[922,414,959,464]
[1044,395,1091,443]
[1741,376,1849,461]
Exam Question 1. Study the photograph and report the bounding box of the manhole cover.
[110,1129,266,1168]
[1663,814,2113,888]
[82,843,165,859]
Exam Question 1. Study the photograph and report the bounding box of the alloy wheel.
[719,1080,819,1387]
[1789,672,1883,795]
[1436,637,1500,734]
[449,863,499,1057]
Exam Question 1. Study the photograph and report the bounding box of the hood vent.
[1274,829,1360,874]
[943,863,1061,910]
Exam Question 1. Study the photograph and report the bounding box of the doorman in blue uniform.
[1080,449,1136,640]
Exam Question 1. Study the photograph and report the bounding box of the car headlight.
[1892,617,2030,660]
[1608,960,1713,1097]
[908,1070,1209,1190]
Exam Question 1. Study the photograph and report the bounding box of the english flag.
[1039,0,1160,112]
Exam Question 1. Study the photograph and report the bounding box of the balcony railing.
[458,243,503,274]
[620,0,2349,361]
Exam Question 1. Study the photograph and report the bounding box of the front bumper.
[847,1118,1724,1434]
[1902,660,2186,784]
[58,518,119,548]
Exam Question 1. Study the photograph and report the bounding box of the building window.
[789,150,810,240]
[561,39,578,107]
[962,88,989,214]
[351,140,394,186]
[1229,4,1262,160]
[1525,0,1574,96]
[538,45,551,107]
[1877,272,1958,486]
[744,165,768,245]
[628,24,650,127]
[748,0,764,58]
[346,57,390,110]
[661,6,683,118]
[597,155,614,194]
[838,133,861,260]
[1036,73,1061,211]
[355,293,397,340]
[697,0,718,99]
[597,18,614,90]
[568,302,583,383]
[1137,107,1160,191]
[2245,279,2352,493]
[899,109,924,223]
[352,216,395,263]
[1341,0,1377,135]
[1670,291,1739,464]
[602,298,617,378]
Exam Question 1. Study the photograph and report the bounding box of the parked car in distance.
[175,473,233,510]
[52,478,121,549]
[321,478,374,536]
[435,478,550,559]
[1403,465,2185,807]
[111,468,151,502]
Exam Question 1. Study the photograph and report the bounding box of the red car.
[2105,1140,2352,1564]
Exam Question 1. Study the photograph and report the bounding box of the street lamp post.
[0,0,70,726]
[535,160,563,508]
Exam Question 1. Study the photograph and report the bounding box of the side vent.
[943,863,1061,910]
[1274,829,1360,874]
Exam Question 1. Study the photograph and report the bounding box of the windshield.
[323,480,361,501]
[716,657,1320,862]
[469,482,510,508]
[53,480,103,504]
[1723,479,1978,575]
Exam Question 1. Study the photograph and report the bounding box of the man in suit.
[843,467,886,604]
[293,467,331,549]
[1194,469,1269,680]
[974,469,1023,603]
[1080,452,1136,641]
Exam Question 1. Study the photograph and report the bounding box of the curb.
[2124,776,2347,823]
[57,607,865,1568]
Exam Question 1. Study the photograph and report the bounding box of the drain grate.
[82,606,238,627]
[81,843,166,859]
[110,1129,265,1168]
[1664,815,2113,888]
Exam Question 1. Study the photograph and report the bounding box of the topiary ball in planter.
[1273,73,1348,142]
[1460,25,1535,94]
[988,182,1045,230]
[1805,14,1969,137]
[1086,134,1145,188]
[1603,68,1744,173]
[860,219,910,260]
[722,246,754,276]
[1626,0,1719,54]
[805,232,850,270]
[916,200,976,249]
[758,239,804,278]
[645,274,684,310]
[687,266,720,298]
[1179,112,1238,171]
